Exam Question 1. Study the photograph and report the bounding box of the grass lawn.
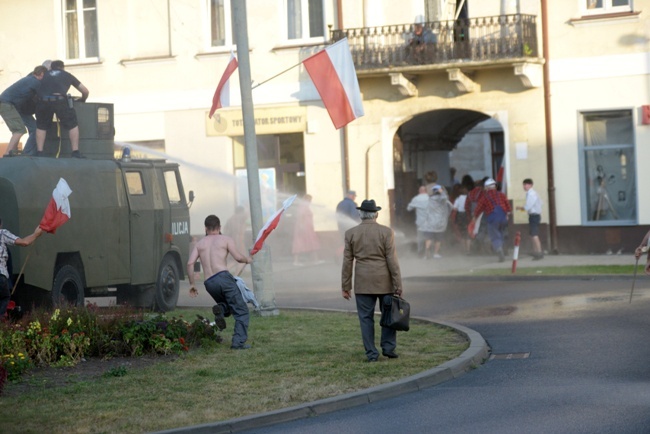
[467,265,638,276]
[0,308,468,433]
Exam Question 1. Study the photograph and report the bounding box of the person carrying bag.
[379,295,410,332]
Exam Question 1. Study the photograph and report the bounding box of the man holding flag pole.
[187,214,253,349]
[0,219,42,317]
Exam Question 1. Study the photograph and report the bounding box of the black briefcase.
[379,295,410,331]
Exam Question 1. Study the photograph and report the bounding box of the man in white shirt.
[0,218,43,316]
[406,186,429,257]
[516,178,543,260]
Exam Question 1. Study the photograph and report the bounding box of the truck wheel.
[154,256,179,312]
[52,265,85,307]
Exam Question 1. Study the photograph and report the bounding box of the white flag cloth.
[39,178,72,234]
[209,51,238,118]
[250,194,297,255]
[303,38,364,129]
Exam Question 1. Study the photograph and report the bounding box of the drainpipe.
[337,0,343,29]
[541,0,558,253]
[365,142,379,198]
[167,0,172,56]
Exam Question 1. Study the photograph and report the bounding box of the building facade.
[0,0,647,254]
[546,0,649,252]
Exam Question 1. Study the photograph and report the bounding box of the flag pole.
[629,256,640,303]
[250,38,347,90]
[232,0,278,316]
[252,63,302,90]
[11,250,32,295]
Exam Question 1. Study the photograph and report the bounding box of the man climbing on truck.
[35,60,89,158]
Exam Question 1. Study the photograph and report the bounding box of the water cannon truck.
[0,101,193,312]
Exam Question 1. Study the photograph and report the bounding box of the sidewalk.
[269,249,639,281]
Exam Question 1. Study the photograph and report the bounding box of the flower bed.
[0,304,221,394]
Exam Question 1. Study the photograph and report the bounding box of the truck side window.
[164,170,182,204]
[125,172,145,195]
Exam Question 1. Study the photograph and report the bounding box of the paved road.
[173,253,650,433]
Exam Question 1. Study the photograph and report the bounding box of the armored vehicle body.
[0,102,192,311]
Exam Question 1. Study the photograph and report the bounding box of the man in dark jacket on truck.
[0,65,47,157]
[35,60,89,158]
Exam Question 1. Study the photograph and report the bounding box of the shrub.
[0,305,222,388]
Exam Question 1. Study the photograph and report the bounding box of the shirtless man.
[187,214,253,349]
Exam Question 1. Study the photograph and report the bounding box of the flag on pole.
[496,157,506,196]
[303,38,364,129]
[250,194,297,255]
[209,51,238,118]
[39,178,72,234]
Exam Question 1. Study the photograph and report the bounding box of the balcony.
[331,14,542,91]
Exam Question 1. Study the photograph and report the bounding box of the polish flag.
[250,194,297,255]
[496,157,506,195]
[209,52,238,118]
[39,178,72,234]
[303,38,364,129]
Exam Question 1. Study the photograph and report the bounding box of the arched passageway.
[391,108,505,245]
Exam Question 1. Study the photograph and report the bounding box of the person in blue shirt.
[336,190,361,235]
[0,65,47,157]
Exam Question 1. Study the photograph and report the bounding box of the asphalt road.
[178,259,650,434]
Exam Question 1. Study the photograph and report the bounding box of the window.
[125,172,145,196]
[584,0,632,15]
[286,0,324,40]
[209,0,235,47]
[97,106,112,139]
[164,171,182,204]
[580,110,636,224]
[64,0,99,60]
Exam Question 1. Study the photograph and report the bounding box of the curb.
[404,274,637,283]
[155,314,489,434]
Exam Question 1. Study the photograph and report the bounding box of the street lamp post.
[232,0,278,315]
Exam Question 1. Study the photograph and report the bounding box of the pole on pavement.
[629,256,640,304]
[511,231,521,274]
[231,0,278,316]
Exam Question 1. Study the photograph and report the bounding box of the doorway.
[392,109,504,243]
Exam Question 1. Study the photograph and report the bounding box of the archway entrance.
[391,108,505,246]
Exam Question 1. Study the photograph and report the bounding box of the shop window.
[64,0,99,60]
[583,0,632,15]
[234,133,305,195]
[209,0,235,47]
[286,0,325,40]
[580,110,636,224]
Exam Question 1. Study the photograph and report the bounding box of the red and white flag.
[250,194,297,255]
[209,51,238,118]
[496,157,506,196]
[303,38,364,129]
[39,178,72,234]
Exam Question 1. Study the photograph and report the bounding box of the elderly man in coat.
[341,199,403,362]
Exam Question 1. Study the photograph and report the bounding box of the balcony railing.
[331,14,538,70]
